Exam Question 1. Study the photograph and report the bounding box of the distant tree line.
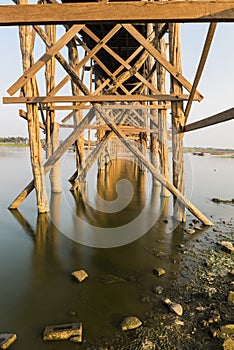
[0,136,29,144]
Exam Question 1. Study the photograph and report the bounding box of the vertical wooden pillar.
[18,0,49,213]
[49,122,61,193]
[148,23,159,186]
[156,22,170,197]
[67,37,85,175]
[169,23,186,222]
[45,24,61,193]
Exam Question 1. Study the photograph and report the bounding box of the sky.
[0,2,234,148]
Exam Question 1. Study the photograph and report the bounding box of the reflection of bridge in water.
[2,1,234,226]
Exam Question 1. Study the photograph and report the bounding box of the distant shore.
[0,143,28,147]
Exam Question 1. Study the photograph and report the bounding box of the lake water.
[0,147,233,349]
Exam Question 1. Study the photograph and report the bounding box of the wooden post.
[45,23,61,193]
[18,0,49,213]
[67,36,85,175]
[156,21,170,197]
[169,23,186,221]
[148,23,159,186]
[49,122,61,192]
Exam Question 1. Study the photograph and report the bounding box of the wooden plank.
[7,25,84,96]
[183,107,234,132]
[46,104,170,111]
[3,94,196,104]
[123,24,203,101]
[184,23,217,123]
[1,2,234,25]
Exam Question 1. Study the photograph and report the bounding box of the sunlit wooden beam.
[1,2,234,26]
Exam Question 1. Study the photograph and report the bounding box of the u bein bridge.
[1,0,234,227]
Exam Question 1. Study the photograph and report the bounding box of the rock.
[213,227,221,232]
[120,316,142,331]
[185,228,196,234]
[140,295,151,303]
[227,291,234,304]
[152,286,164,295]
[141,339,155,349]
[223,338,234,350]
[219,241,234,254]
[212,198,221,203]
[192,219,199,224]
[163,219,168,224]
[0,334,17,349]
[220,324,234,338]
[71,270,88,283]
[194,225,203,231]
[162,298,183,316]
[43,323,82,342]
[153,267,166,277]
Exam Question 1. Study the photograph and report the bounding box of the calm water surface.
[0,147,233,349]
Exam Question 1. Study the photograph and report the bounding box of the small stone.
[194,225,203,231]
[152,286,164,295]
[220,324,234,337]
[71,270,88,283]
[230,270,234,276]
[0,334,17,349]
[185,228,196,234]
[43,323,82,342]
[213,227,221,232]
[163,219,168,224]
[193,219,199,224]
[120,316,142,331]
[220,241,234,254]
[153,267,166,277]
[174,319,184,326]
[162,298,183,316]
[227,291,234,304]
[223,338,234,350]
[140,295,151,303]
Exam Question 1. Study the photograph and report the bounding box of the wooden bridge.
[1,1,234,226]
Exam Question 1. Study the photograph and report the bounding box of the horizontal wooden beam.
[183,107,234,132]
[1,2,234,25]
[44,104,171,111]
[3,94,197,104]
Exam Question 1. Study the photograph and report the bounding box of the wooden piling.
[169,23,186,222]
[18,0,49,213]
[156,22,170,197]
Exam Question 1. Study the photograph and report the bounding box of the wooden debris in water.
[0,334,17,349]
[43,323,82,342]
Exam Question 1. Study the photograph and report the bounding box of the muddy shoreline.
[81,220,234,350]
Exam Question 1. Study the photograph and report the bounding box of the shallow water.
[0,147,233,349]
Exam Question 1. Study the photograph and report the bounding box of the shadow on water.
[6,159,187,349]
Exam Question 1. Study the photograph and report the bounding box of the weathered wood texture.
[184,107,234,132]
[184,23,217,123]
[18,0,49,213]
[169,23,186,222]
[156,20,170,197]
[1,2,234,25]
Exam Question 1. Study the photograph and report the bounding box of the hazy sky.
[0,3,234,148]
